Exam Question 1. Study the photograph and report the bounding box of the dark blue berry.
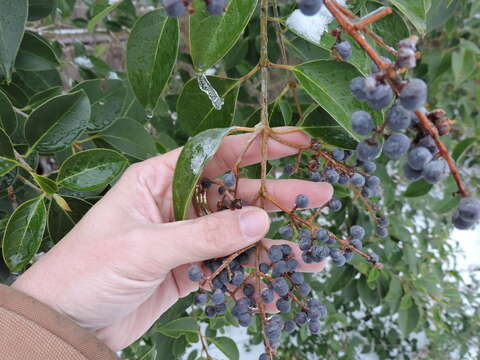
[212,288,225,305]
[376,226,388,237]
[276,298,291,313]
[206,0,226,16]
[188,265,203,282]
[351,110,374,135]
[286,258,298,271]
[399,79,427,111]
[215,303,227,315]
[315,228,329,242]
[332,149,345,161]
[259,263,270,274]
[272,278,290,297]
[350,77,368,102]
[238,312,252,327]
[366,176,380,188]
[329,198,342,212]
[223,171,236,187]
[281,244,292,256]
[205,305,216,318]
[290,272,304,285]
[325,169,339,184]
[383,133,411,159]
[356,140,381,162]
[338,173,350,185]
[163,0,186,17]
[298,0,323,16]
[284,320,296,333]
[334,40,352,61]
[458,197,480,222]
[309,171,321,182]
[243,283,255,297]
[422,159,448,184]
[299,283,311,296]
[386,103,413,131]
[295,311,308,325]
[362,161,377,173]
[350,225,365,240]
[295,194,309,208]
[261,288,275,304]
[351,173,365,187]
[268,245,284,262]
[309,319,321,334]
[279,225,293,239]
[194,293,208,305]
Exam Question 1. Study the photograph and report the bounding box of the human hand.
[12,128,333,351]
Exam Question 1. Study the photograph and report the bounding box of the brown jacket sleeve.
[0,285,118,360]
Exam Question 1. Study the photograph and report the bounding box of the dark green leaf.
[100,117,158,160]
[301,106,358,150]
[15,31,60,71]
[384,277,403,302]
[25,91,91,153]
[294,60,379,143]
[0,0,28,81]
[177,76,239,136]
[403,179,433,197]
[452,137,476,161]
[207,337,239,360]
[173,127,236,220]
[127,9,179,110]
[399,294,413,310]
[398,303,420,336]
[27,86,63,109]
[2,196,46,272]
[0,128,17,176]
[71,79,126,132]
[357,277,379,306]
[427,0,459,32]
[87,0,123,32]
[0,89,17,135]
[32,174,57,194]
[325,265,355,292]
[28,0,56,21]
[389,0,427,34]
[157,317,199,339]
[57,149,128,192]
[189,0,258,71]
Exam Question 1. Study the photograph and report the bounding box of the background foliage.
[0,0,479,359]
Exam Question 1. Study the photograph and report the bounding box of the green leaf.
[452,137,476,161]
[398,304,420,336]
[28,0,56,21]
[207,337,239,360]
[293,60,380,143]
[389,0,427,34]
[173,127,236,220]
[15,31,60,71]
[370,7,409,50]
[2,196,47,272]
[189,0,258,71]
[71,79,126,132]
[25,91,91,153]
[0,89,17,135]
[32,174,57,194]
[325,265,356,292]
[177,76,239,136]
[57,149,128,192]
[157,317,199,339]
[0,128,17,176]
[403,179,433,197]
[100,117,158,160]
[384,277,403,302]
[301,106,358,150]
[127,9,179,110]
[451,49,476,85]
[357,277,379,306]
[27,86,63,109]
[0,0,28,81]
[399,294,413,310]
[433,195,461,214]
[427,0,459,32]
[87,0,123,32]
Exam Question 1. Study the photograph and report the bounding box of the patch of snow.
[286,0,346,44]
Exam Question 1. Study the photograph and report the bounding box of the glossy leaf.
[32,174,58,194]
[403,180,433,197]
[127,9,179,110]
[2,196,47,272]
[157,317,199,339]
[25,91,91,153]
[301,105,358,150]
[28,0,56,21]
[0,128,17,176]
[57,149,128,192]
[177,76,239,136]
[100,117,158,160]
[48,196,91,242]
[15,31,60,71]
[208,337,239,360]
[189,0,258,71]
[87,0,123,32]
[28,86,63,109]
[71,79,126,131]
[294,60,379,142]
[173,127,235,220]
[389,0,427,34]
[0,89,17,135]
[0,0,28,81]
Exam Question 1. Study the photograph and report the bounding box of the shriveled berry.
[334,40,352,61]
[383,133,411,159]
[295,194,309,208]
[399,79,428,111]
[351,110,375,135]
[418,135,438,154]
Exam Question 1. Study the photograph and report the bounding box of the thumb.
[144,207,270,270]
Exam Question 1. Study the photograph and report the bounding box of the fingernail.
[240,209,270,240]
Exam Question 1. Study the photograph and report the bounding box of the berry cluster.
[163,0,226,17]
